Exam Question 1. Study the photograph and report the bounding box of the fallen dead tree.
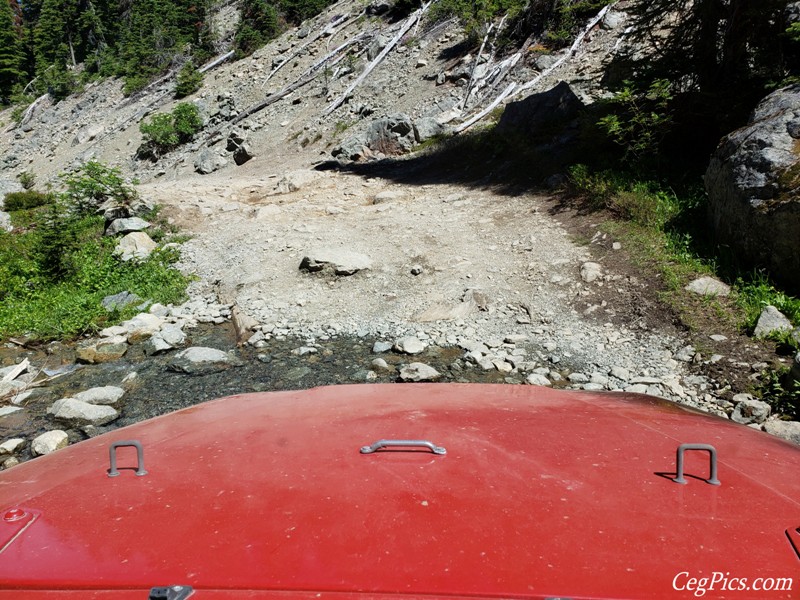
[454,1,617,133]
[222,32,371,130]
[262,12,355,88]
[322,0,436,117]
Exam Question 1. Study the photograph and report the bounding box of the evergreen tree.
[0,0,25,102]
[118,0,180,92]
[234,0,279,57]
[34,0,81,68]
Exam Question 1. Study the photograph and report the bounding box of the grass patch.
[0,164,190,341]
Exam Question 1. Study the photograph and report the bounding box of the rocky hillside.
[1,0,800,456]
[0,0,633,187]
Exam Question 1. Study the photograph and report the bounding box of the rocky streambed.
[3,297,800,469]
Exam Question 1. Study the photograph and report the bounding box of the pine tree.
[0,0,25,102]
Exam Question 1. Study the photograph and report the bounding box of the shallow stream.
[1,323,516,465]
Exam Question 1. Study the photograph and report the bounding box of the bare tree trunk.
[322,0,435,116]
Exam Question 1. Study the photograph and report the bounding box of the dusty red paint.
[1,384,797,599]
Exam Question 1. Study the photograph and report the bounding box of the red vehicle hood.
[0,384,798,599]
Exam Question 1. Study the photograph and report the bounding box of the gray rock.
[0,406,23,417]
[394,336,427,355]
[233,142,254,166]
[0,380,26,398]
[705,84,800,294]
[685,276,731,297]
[568,372,589,383]
[413,117,445,142]
[493,359,513,373]
[0,211,12,232]
[114,232,157,262]
[76,335,128,363]
[601,8,625,29]
[101,291,143,312]
[71,123,104,146]
[332,114,416,161]
[582,383,606,391]
[496,81,583,138]
[299,248,372,276]
[399,362,440,381]
[158,323,187,346]
[625,384,649,394]
[753,305,793,338]
[0,438,24,455]
[674,345,697,362]
[74,386,125,405]
[763,420,800,445]
[168,347,243,374]
[143,335,173,355]
[371,358,390,370]
[610,366,631,381]
[525,373,552,386]
[105,217,150,236]
[276,170,318,193]
[580,262,603,283]
[31,430,69,456]
[121,312,164,343]
[372,341,393,353]
[194,149,227,174]
[731,398,772,425]
[2,457,19,469]
[48,398,119,426]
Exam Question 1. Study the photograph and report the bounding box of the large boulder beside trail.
[495,81,584,138]
[705,84,800,294]
[332,114,417,161]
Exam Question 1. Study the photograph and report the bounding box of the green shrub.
[123,74,150,97]
[172,102,203,141]
[567,165,681,229]
[140,113,180,149]
[16,171,36,190]
[3,190,55,211]
[61,161,139,213]
[734,272,800,335]
[139,102,203,158]
[597,79,673,167]
[431,0,527,40]
[0,171,190,341]
[175,62,203,98]
[234,0,279,57]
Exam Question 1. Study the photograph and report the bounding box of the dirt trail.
[140,153,688,384]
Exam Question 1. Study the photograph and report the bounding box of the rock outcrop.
[705,85,800,293]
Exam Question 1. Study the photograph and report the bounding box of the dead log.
[322,0,435,117]
[19,94,48,128]
[226,52,348,128]
[453,82,516,133]
[199,50,235,74]
[513,2,616,98]
[263,12,354,88]
[455,2,616,133]
[1,358,29,383]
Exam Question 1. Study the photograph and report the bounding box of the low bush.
[17,171,36,190]
[0,162,190,341]
[596,79,673,168]
[3,190,55,212]
[60,161,138,213]
[175,62,203,99]
[139,103,203,159]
